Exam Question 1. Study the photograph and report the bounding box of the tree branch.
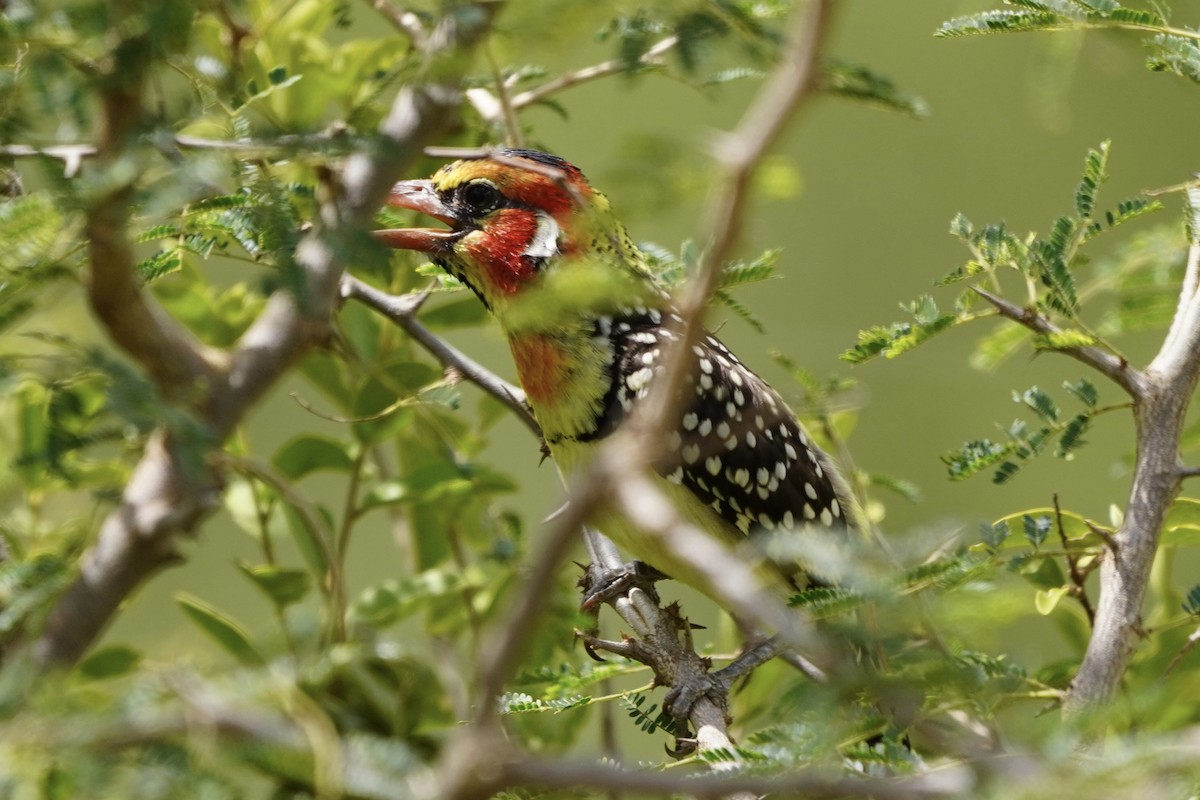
[1066,239,1200,717]
[971,286,1145,398]
[339,275,538,435]
[364,0,429,46]
[508,35,679,111]
[32,1,502,669]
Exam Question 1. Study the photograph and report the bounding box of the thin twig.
[340,275,538,435]
[1054,493,1095,626]
[508,36,679,112]
[1163,623,1200,677]
[972,286,1144,398]
[366,0,428,46]
[222,453,345,640]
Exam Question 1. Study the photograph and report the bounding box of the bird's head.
[379,149,656,328]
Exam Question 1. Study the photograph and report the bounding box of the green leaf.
[943,438,1011,480]
[176,593,265,665]
[936,10,1066,38]
[1161,497,1200,547]
[821,59,929,117]
[273,435,355,480]
[1035,585,1071,615]
[76,644,142,680]
[237,563,312,608]
[719,248,780,289]
[1063,378,1098,407]
[1020,553,1065,589]
[971,322,1033,369]
[1103,196,1163,230]
[1023,513,1052,548]
[281,503,334,583]
[993,506,1096,547]
[1056,412,1090,457]
[1184,584,1200,617]
[788,586,865,617]
[868,472,923,503]
[1015,386,1059,422]
[1031,330,1097,350]
[949,211,974,240]
[713,289,765,333]
[1148,34,1200,85]
[980,520,1011,551]
[135,249,182,283]
[1075,140,1109,219]
[351,568,473,627]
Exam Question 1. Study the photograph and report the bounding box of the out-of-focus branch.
[365,0,429,46]
[33,1,502,669]
[509,36,678,110]
[630,0,833,448]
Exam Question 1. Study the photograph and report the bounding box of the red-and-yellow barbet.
[377,149,854,598]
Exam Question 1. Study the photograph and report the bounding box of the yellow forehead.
[432,159,534,191]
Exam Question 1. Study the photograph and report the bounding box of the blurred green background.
[51,0,1200,664]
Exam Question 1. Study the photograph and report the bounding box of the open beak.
[375,179,461,253]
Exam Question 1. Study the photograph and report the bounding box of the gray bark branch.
[1065,240,1200,717]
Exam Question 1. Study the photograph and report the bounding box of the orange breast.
[510,333,568,407]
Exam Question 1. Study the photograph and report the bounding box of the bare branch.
[340,275,539,435]
[1164,623,1200,677]
[507,35,679,111]
[0,143,96,176]
[1067,237,1200,717]
[1161,232,1200,356]
[365,0,429,46]
[498,755,975,800]
[972,286,1144,398]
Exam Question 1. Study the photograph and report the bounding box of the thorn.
[1084,519,1120,555]
[542,502,569,525]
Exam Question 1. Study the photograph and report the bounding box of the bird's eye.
[460,181,501,214]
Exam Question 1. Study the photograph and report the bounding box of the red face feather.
[462,207,541,295]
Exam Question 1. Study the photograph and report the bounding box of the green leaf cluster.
[942,379,1105,483]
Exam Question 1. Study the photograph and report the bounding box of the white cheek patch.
[523,211,560,259]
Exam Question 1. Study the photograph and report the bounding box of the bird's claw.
[578,560,667,611]
[665,737,698,758]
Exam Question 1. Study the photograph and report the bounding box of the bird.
[376,148,853,599]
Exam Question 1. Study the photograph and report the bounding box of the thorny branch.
[1065,236,1200,719]
[971,286,1144,398]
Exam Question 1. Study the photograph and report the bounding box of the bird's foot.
[578,559,667,611]
[661,673,730,758]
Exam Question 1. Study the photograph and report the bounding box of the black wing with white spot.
[665,334,848,536]
[597,312,850,537]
